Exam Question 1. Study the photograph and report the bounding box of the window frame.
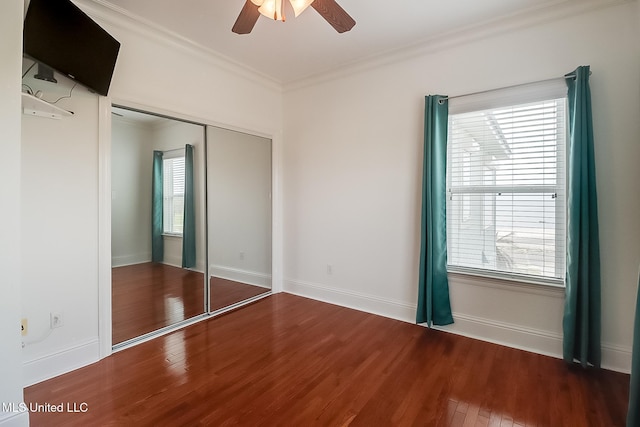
[444,80,569,287]
[162,152,185,237]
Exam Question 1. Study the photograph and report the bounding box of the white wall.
[19,0,282,385]
[207,126,272,287]
[111,117,153,266]
[21,80,101,385]
[0,1,28,425]
[283,2,640,372]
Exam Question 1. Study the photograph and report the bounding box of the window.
[446,84,567,284]
[163,156,185,235]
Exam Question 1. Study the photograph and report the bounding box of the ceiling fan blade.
[311,0,355,33]
[232,0,261,34]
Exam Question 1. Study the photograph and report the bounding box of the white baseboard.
[283,279,416,323]
[22,338,100,387]
[283,278,632,373]
[601,342,633,374]
[435,315,632,373]
[433,312,564,360]
[212,265,272,288]
[0,412,29,427]
[111,252,151,267]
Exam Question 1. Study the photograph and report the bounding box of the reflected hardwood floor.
[29,294,629,426]
[112,263,205,344]
[112,263,270,345]
[210,276,270,311]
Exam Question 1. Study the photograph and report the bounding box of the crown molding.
[284,0,634,92]
[76,0,283,93]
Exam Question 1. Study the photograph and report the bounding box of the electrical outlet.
[50,312,63,329]
[326,264,333,275]
[21,318,28,336]
[239,251,245,260]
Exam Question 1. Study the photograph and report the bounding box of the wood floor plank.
[27,294,630,426]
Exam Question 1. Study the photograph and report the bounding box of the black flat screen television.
[23,0,121,97]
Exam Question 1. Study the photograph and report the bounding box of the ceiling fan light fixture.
[290,0,314,17]
[258,0,286,21]
[232,0,354,34]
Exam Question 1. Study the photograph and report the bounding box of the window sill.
[447,268,565,298]
[162,233,183,238]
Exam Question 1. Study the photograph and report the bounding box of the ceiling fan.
[232,0,356,34]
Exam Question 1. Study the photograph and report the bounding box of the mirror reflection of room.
[111,107,206,345]
[207,126,272,311]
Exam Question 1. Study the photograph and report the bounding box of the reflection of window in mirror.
[163,155,185,236]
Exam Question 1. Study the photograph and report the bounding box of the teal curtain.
[152,151,164,263]
[628,272,640,426]
[417,95,454,327]
[562,66,601,367]
[181,144,196,269]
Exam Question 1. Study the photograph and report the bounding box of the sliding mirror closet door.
[111,107,206,345]
[207,126,272,311]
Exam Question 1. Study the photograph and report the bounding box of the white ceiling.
[93,0,609,85]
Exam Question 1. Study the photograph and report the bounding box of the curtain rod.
[438,71,589,103]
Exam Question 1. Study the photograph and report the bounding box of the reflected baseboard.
[111,258,206,274]
[210,265,271,288]
[162,258,206,274]
[112,253,151,267]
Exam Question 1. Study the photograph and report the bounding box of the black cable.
[22,84,34,95]
[51,83,77,104]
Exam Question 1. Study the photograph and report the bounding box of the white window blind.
[446,94,567,284]
[163,156,185,235]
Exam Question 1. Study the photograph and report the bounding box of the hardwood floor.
[30,294,629,426]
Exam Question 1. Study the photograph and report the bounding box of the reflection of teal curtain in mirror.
[562,66,601,368]
[152,150,164,263]
[417,95,454,327]
[628,272,640,427]
[182,144,196,268]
